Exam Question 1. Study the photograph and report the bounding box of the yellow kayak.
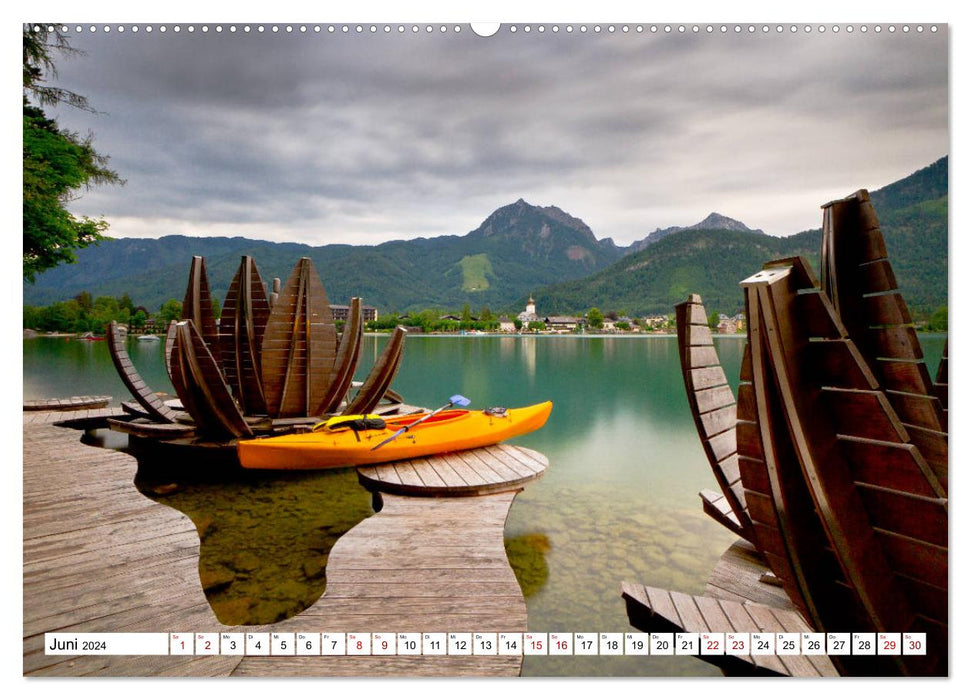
[237,401,552,470]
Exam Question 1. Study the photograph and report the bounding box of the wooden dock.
[23,408,536,676]
[23,396,111,412]
[621,539,839,677]
[357,443,547,497]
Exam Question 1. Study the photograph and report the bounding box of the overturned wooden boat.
[109,255,409,448]
[237,401,552,470]
[107,320,179,424]
[674,295,753,542]
[821,190,947,490]
[738,258,946,676]
[629,190,948,677]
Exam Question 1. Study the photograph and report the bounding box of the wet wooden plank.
[856,259,898,294]
[806,339,879,390]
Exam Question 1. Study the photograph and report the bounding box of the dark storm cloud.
[47,24,948,244]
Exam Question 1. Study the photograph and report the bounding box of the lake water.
[22,332,946,677]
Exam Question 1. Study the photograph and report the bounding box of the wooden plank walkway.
[621,583,838,677]
[357,443,547,497]
[236,492,524,676]
[23,409,530,677]
[704,539,797,612]
[622,539,839,677]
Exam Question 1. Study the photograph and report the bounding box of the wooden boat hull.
[237,401,552,470]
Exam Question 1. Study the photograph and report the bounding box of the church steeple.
[526,295,536,316]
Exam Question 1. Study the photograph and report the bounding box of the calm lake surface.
[22,333,946,676]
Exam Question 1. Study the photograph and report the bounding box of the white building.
[517,295,540,326]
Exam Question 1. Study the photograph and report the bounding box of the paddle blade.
[449,394,471,407]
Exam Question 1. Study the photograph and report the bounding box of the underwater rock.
[199,564,236,592]
[233,551,262,572]
[302,558,326,579]
[145,482,183,496]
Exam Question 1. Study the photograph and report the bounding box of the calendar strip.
[43,632,926,657]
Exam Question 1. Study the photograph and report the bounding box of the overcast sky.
[41,22,948,247]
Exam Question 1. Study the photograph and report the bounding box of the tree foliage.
[587,307,604,329]
[159,299,183,323]
[23,291,134,333]
[926,306,947,332]
[23,26,122,283]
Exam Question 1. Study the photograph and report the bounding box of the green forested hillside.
[532,228,820,317]
[531,157,947,317]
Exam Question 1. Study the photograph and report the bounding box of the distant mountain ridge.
[23,157,947,318]
[628,212,760,253]
[23,197,625,313]
[532,156,947,316]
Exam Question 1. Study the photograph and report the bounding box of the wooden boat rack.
[106,255,408,446]
[627,190,948,677]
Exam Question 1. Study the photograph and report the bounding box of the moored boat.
[237,401,552,470]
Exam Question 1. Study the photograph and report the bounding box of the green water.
[22,333,947,677]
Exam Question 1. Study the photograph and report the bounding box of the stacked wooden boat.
[108,255,407,444]
[623,190,948,676]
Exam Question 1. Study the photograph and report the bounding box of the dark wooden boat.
[181,256,221,353]
[169,320,253,438]
[629,188,948,677]
[315,296,365,415]
[164,320,177,378]
[343,326,406,415]
[261,257,339,418]
[739,257,945,676]
[821,190,947,490]
[106,320,178,423]
[935,339,948,413]
[218,255,271,415]
[675,295,753,542]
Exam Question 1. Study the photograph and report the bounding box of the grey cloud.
[49,26,947,245]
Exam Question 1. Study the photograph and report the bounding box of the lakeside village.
[22,291,751,338]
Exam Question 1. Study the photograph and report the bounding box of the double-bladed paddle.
[370,394,471,451]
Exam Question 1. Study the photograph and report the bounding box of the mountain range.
[23,157,947,317]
